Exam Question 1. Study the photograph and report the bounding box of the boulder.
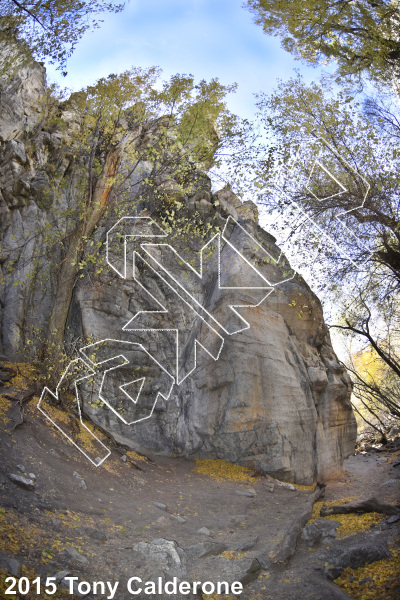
[53,571,71,582]
[171,515,186,524]
[63,546,88,565]
[76,192,357,484]
[152,502,167,511]
[302,519,342,546]
[8,473,35,490]
[0,555,22,577]
[84,527,107,542]
[78,209,356,484]
[230,536,258,552]
[152,516,171,529]
[0,370,12,382]
[60,578,90,598]
[131,539,187,580]
[186,541,227,559]
[320,537,391,579]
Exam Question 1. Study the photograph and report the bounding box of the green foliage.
[158,203,221,241]
[22,327,90,389]
[246,0,400,84]
[17,67,239,353]
[335,287,400,431]
[50,67,238,227]
[252,73,400,279]
[246,71,400,428]
[349,341,400,437]
[0,0,124,74]
[1,64,239,361]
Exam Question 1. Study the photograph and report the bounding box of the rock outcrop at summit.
[0,61,357,484]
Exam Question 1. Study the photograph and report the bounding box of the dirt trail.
[0,374,399,600]
[244,451,400,600]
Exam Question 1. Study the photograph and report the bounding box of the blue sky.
[45,0,331,269]
[46,0,326,121]
[45,0,346,350]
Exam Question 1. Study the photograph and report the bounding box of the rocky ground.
[0,361,399,600]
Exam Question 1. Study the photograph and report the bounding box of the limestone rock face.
[0,62,61,356]
[0,62,46,142]
[0,62,357,484]
[77,205,356,484]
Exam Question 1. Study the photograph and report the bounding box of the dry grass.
[0,507,39,555]
[335,545,400,600]
[192,458,254,482]
[0,506,93,567]
[308,497,384,539]
[0,395,12,424]
[31,400,120,473]
[127,449,149,462]
[219,550,245,560]
[293,483,317,491]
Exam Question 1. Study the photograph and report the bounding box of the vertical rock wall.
[0,63,357,484]
[76,192,356,484]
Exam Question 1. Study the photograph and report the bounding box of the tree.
[253,75,400,277]
[246,0,400,85]
[242,1,400,418]
[0,0,124,74]
[248,73,400,426]
[331,280,400,437]
[30,68,239,356]
[345,337,400,440]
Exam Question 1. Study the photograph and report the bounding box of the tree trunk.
[320,496,400,517]
[43,144,124,357]
[45,227,84,351]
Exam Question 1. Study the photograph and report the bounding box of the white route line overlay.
[140,236,273,337]
[37,341,175,466]
[112,215,293,383]
[80,340,175,425]
[40,214,295,466]
[275,135,372,269]
[37,358,111,467]
[106,217,168,279]
[108,215,295,334]
[123,253,225,385]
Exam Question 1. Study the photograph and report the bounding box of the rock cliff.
[0,62,357,484]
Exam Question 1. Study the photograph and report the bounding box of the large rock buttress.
[0,63,357,485]
[76,191,356,485]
